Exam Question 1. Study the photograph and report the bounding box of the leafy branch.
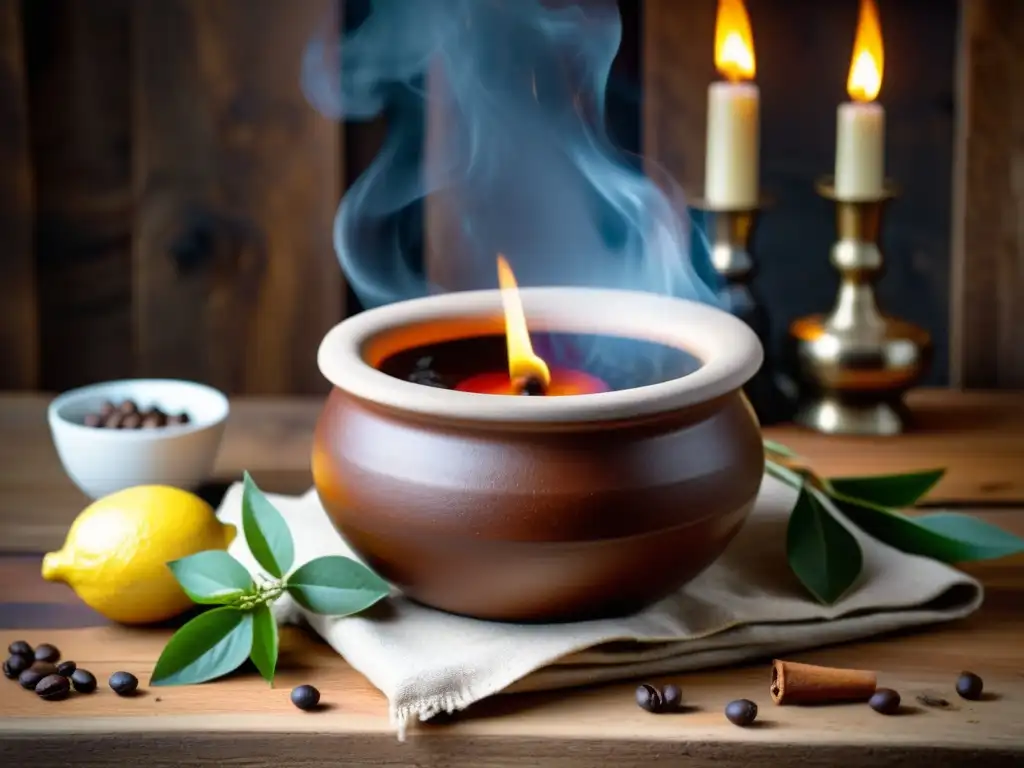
[150,472,390,687]
[767,440,1024,604]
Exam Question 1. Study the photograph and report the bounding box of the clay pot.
[313,287,765,622]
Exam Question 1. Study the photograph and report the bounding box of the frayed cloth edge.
[389,688,476,742]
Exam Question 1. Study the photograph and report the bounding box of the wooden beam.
[0,0,38,390]
[950,0,1024,388]
[641,0,717,197]
[132,0,343,395]
[23,0,134,392]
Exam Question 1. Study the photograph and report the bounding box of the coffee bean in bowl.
[47,379,230,499]
[81,398,190,430]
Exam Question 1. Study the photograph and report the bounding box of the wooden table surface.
[1,389,1023,767]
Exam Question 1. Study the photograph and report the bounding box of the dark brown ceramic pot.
[313,287,765,622]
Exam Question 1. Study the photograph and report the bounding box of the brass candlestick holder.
[691,198,795,425]
[789,179,932,435]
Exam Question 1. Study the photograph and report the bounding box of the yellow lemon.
[42,485,237,625]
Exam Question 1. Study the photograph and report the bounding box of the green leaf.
[826,468,945,509]
[763,439,797,458]
[250,604,279,686]
[150,607,254,686]
[765,458,803,490]
[833,494,1024,563]
[286,555,390,616]
[787,485,863,604]
[167,550,254,605]
[241,471,295,578]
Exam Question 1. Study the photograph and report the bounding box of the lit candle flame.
[714,0,756,82]
[496,254,551,387]
[847,0,884,102]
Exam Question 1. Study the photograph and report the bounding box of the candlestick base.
[792,393,909,437]
[789,179,932,436]
[690,197,796,426]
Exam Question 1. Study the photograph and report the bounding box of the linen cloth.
[217,474,982,739]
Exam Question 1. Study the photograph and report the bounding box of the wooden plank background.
[950,0,1024,388]
[0,0,37,391]
[0,0,1019,394]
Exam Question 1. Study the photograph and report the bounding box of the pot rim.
[317,287,763,424]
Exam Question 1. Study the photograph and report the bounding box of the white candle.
[704,81,760,209]
[834,0,886,200]
[834,102,884,200]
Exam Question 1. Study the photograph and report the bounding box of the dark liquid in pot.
[376,333,702,392]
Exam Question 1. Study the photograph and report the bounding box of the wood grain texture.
[642,0,716,195]
[2,390,1024,553]
[22,0,133,391]
[950,0,1024,388]
[1,577,1024,765]
[132,0,343,395]
[0,394,322,552]
[0,0,38,390]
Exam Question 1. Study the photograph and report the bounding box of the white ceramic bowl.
[47,379,230,499]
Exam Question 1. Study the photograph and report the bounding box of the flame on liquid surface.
[496,254,550,386]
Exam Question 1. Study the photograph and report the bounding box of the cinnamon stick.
[770,659,877,705]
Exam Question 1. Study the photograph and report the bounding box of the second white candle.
[834,101,885,200]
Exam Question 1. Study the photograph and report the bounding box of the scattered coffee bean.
[19,668,47,690]
[8,640,32,657]
[31,661,57,676]
[70,668,97,694]
[869,688,901,715]
[916,694,950,709]
[56,661,77,677]
[660,684,682,712]
[956,671,984,701]
[635,683,662,713]
[290,684,321,711]
[724,699,758,726]
[34,643,60,663]
[109,671,139,696]
[6,653,32,677]
[2,660,12,680]
[35,674,71,701]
